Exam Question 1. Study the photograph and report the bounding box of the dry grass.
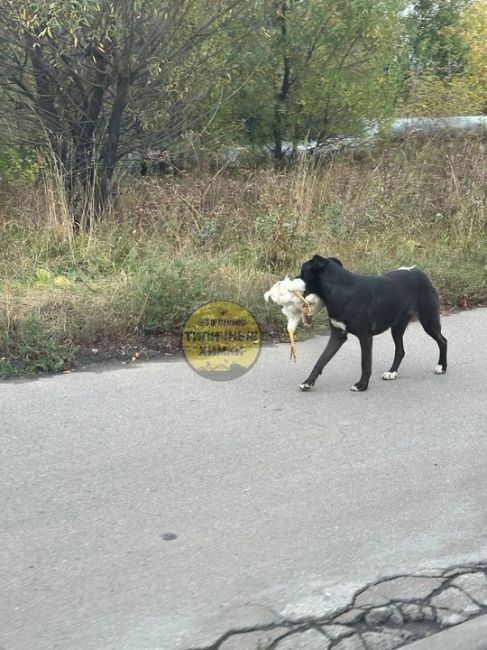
[1,135,486,376]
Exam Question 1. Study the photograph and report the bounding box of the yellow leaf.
[54,276,70,288]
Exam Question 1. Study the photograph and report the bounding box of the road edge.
[404,612,487,649]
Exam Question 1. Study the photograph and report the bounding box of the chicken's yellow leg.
[288,328,297,362]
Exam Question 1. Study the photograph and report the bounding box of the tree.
[400,0,487,116]
[213,0,404,162]
[461,0,487,113]
[0,0,244,226]
[405,0,469,77]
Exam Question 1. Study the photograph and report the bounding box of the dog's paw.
[299,382,313,392]
[351,382,368,392]
[382,371,397,380]
[434,365,446,375]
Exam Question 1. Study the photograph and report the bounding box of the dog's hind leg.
[299,327,347,391]
[351,334,373,392]
[383,317,410,380]
[422,321,447,374]
[418,302,447,374]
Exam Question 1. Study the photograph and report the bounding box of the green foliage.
[405,0,470,76]
[0,317,72,378]
[400,0,487,116]
[135,259,209,332]
[0,144,39,185]
[211,0,403,154]
[2,0,484,175]
[33,268,72,288]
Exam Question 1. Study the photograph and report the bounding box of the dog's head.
[299,255,343,292]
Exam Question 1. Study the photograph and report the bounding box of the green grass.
[0,316,73,377]
[1,136,486,377]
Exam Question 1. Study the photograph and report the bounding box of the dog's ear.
[328,257,343,267]
[310,254,329,269]
[300,254,329,283]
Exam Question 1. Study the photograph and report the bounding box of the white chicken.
[264,277,324,361]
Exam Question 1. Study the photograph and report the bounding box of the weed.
[0,317,73,378]
[1,135,486,374]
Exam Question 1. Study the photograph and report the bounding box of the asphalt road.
[1,308,487,650]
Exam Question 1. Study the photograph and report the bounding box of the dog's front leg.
[351,335,373,392]
[299,327,347,391]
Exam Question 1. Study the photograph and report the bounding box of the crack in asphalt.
[190,563,487,650]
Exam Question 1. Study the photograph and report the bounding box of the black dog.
[298,255,447,392]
